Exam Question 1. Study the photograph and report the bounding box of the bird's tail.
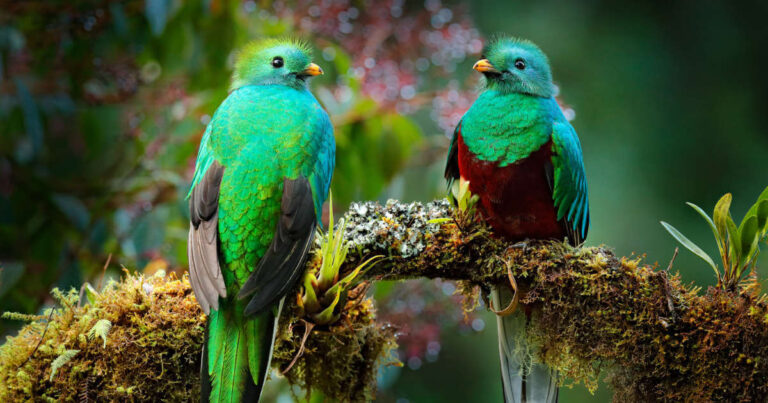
[201,298,282,403]
[492,286,558,403]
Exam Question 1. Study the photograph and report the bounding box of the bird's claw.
[505,240,530,253]
[489,261,519,316]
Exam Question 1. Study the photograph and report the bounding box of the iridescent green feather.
[459,92,588,238]
[551,121,590,237]
[190,39,334,403]
[451,36,588,403]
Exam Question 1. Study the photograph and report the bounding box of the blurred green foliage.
[0,0,423,331]
[2,0,768,402]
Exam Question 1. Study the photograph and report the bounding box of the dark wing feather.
[237,176,317,317]
[188,160,227,314]
[444,120,462,185]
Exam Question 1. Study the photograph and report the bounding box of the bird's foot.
[489,261,519,316]
[505,239,530,253]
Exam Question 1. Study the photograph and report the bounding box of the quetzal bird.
[187,39,335,402]
[444,37,589,403]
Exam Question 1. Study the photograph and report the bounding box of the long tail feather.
[492,287,558,403]
[203,299,281,403]
[201,326,212,401]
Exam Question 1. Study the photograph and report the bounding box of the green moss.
[273,288,399,402]
[339,200,768,400]
[2,199,766,401]
[0,270,397,402]
[0,272,205,401]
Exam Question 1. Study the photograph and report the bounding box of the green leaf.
[687,202,719,240]
[738,215,760,271]
[325,255,383,298]
[757,200,768,236]
[301,271,321,314]
[713,193,733,242]
[661,221,719,277]
[84,282,100,306]
[741,185,768,230]
[50,349,79,382]
[88,319,112,348]
[688,202,726,264]
[453,177,473,212]
[311,289,341,325]
[726,213,741,267]
[744,191,768,237]
[739,215,759,258]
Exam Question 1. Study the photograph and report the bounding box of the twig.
[281,320,315,375]
[666,247,679,272]
[97,253,112,291]
[17,307,55,371]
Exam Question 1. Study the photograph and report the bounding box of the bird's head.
[473,36,554,97]
[230,38,323,91]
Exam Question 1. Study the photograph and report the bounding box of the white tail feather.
[492,287,558,403]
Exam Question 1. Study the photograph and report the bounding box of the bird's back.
[210,84,334,288]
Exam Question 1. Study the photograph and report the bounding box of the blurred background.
[1,1,767,401]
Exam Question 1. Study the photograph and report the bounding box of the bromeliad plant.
[450,177,480,215]
[439,177,481,230]
[662,186,768,291]
[298,197,382,325]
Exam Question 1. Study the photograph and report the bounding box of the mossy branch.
[2,199,768,402]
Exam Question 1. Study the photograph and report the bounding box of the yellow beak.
[473,59,500,74]
[302,63,324,76]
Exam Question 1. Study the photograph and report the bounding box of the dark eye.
[271,56,284,68]
[514,59,526,70]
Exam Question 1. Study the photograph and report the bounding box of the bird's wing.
[444,119,462,187]
[236,112,334,317]
[187,125,227,313]
[237,176,318,316]
[307,121,335,224]
[548,121,590,244]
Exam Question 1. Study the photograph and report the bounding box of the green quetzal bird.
[187,39,334,402]
[444,36,589,402]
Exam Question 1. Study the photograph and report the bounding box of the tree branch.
[2,199,767,402]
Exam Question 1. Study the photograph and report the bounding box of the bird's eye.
[514,59,526,70]
[271,57,284,68]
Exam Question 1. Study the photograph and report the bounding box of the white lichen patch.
[343,199,451,258]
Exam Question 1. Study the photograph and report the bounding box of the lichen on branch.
[2,199,767,402]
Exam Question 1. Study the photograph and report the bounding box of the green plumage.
[188,39,334,402]
[459,89,589,235]
[459,89,552,165]
[204,85,333,288]
[445,36,589,403]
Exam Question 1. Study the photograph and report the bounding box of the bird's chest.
[456,133,564,241]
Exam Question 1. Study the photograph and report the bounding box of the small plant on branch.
[662,186,768,291]
[437,178,480,230]
[297,195,382,325]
